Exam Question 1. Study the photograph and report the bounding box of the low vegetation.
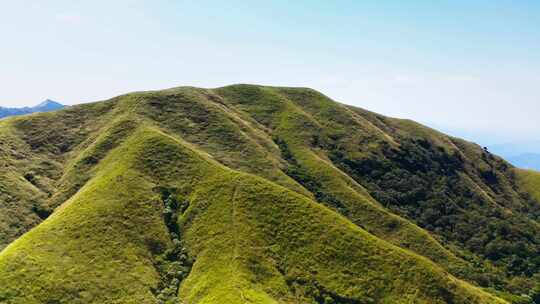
[0,84,538,303]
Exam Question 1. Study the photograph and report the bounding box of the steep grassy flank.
[0,127,168,303]
[181,173,505,304]
[214,85,468,272]
[133,87,309,197]
[516,169,540,202]
[47,116,139,210]
[0,126,506,303]
[0,120,55,249]
[214,85,513,289]
[0,100,118,249]
[132,85,479,287]
[253,86,540,289]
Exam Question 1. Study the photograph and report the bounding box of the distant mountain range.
[506,153,540,171]
[421,125,540,171]
[0,99,64,119]
[490,142,540,171]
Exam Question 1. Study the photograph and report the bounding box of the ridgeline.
[0,85,539,303]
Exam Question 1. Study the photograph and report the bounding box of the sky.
[1,0,539,144]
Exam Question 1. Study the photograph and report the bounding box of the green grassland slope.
[0,84,538,303]
[516,169,540,203]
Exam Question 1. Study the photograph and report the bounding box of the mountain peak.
[0,99,65,119]
[34,99,64,109]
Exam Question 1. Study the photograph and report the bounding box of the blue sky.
[1,1,539,143]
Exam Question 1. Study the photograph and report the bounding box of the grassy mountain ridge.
[0,84,538,303]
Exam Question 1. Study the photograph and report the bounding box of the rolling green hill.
[0,85,538,303]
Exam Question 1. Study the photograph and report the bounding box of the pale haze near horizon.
[1,1,539,143]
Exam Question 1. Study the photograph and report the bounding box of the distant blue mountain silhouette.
[490,142,540,171]
[0,99,64,119]
[507,153,540,171]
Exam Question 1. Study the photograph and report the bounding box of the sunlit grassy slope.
[0,84,537,303]
[516,169,540,203]
[0,126,505,304]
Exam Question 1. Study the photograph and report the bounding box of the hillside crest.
[0,84,538,303]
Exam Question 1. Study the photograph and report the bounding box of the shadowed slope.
[213,85,470,275]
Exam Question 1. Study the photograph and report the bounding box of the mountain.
[32,99,65,112]
[487,143,540,171]
[490,141,540,157]
[0,85,539,303]
[507,153,540,171]
[0,99,64,119]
